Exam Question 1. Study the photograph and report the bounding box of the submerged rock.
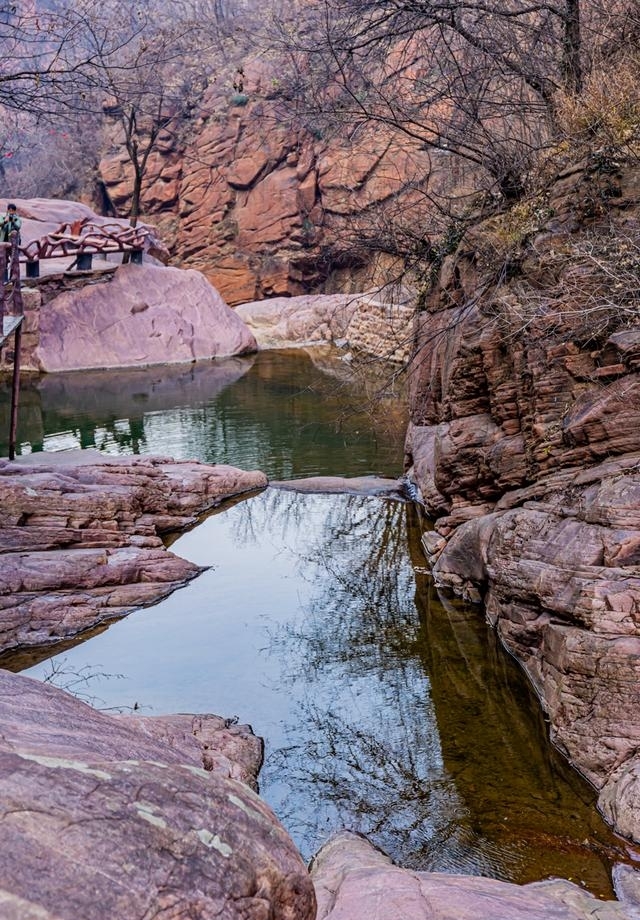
[270,475,406,497]
[311,832,635,920]
[0,669,315,920]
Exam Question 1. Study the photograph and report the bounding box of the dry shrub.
[496,223,640,345]
[553,54,640,150]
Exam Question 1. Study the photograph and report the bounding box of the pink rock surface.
[0,456,267,653]
[271,475,405,497]
[35,262,257,372]
[235,293,360,347]
[312,832,632,920]
[0,669,262,788]
[99,58,434,303]
[0,669,315,920]
[406,158,640,843]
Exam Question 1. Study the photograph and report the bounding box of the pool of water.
[0,350,635,895]
[0,349,407,477]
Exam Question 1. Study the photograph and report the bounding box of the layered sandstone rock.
[405,155,640,840]
[0,668,263,789]
[235,293,359,347]
[99,59,438,305]
[0,455,267,653]
[312,832,635,920]
[236,291,415,362]
[0,669,315,920]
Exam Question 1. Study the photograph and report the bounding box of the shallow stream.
[0,349,635,896]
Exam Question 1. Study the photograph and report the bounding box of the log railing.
[20,219,150,276]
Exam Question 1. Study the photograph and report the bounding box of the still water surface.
[1,350,634,895]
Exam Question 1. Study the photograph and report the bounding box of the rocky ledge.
[405,154,640,842]
[235,291,415,363]
[0,454,267,654]
[0,668,315,919]
[312,832,639,920]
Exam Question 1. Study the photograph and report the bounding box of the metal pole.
[9,232,22,315]
[8,320,22,462]
[0,243,6,327]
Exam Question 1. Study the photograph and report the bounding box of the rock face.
[0,455,267,653]
[236,291,415,362]
[312,832,635,920]
[0,669,316,920]
[405,155,640,841]
[35,262,257,371]
[99,59,437,305]
[235,293,360,347]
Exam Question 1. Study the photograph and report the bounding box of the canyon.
[2,124,640,920]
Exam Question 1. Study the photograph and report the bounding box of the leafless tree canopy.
[265,0,638,199]
[1,0,231,215]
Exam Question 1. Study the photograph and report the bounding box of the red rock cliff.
[99,59,435,305]
[405,152,640,842]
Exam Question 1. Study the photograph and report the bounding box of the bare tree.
[0,1,214,220]
[265,0,632,200]
[79,2,213,226]
[0,1,95,118]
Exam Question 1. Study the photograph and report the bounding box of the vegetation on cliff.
[1,1,637,304]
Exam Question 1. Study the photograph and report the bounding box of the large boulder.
[0,669,316,920]
[311,832,635,920]
[35,262,257,372]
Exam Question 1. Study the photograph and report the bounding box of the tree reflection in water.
[242,491,627,893]
[19,487,630,895]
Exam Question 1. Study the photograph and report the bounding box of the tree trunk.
[129,169,142,229]
[562,0,582,95]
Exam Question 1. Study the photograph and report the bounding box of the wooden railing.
[20,218,150,276]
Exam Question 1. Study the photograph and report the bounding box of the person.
[0,203,22,244]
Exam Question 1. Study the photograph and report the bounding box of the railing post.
[8,320,22,461]
[0,243,6,327]
[9,233,22,315]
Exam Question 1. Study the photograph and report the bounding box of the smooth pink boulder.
[0,669,316,920]
[35,263,257,371]
[312,832,633,920]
